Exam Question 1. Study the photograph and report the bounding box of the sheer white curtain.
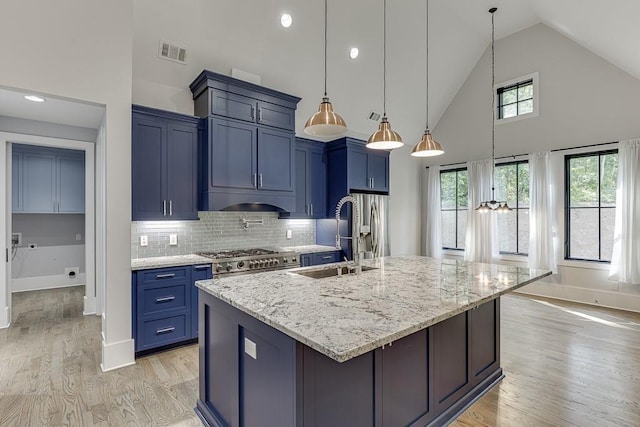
[423,165,442,258]
[464,160,498,263]
[609,139,640,284]
[528,152,558,272]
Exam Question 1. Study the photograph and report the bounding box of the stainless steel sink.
[293,265,378,279]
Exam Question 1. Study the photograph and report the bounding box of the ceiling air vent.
[368,111,381,122]
[158,40,187,64]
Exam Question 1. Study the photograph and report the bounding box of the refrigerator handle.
[371,200,380,257]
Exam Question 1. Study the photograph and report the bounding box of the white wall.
[432,24,640,312]
[389,145,422,256]
[0,0,134,370]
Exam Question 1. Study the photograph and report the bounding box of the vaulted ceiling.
[132,0,640,144]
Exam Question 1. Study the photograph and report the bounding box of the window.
[566,150,618,262]
[440,169,468,250]
[495,161,529,255]
[496,73,538,122]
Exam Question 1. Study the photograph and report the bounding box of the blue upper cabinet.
[12,144,85,214]
[190,70,300,212]
[281,138,327,219]
[132,105,200,221]
[326,137,390,215]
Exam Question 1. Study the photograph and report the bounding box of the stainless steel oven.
[196,248,300,276]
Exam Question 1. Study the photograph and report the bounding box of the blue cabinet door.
[294,148,309,216]
[256,101,295,131]
[12,151,22,212]
[209,89,256,123]
[191,264,212,339]
[308,146,326,218]
[348,146,369,191]
[368,153,389,192]
[132,115,166,220]
[257,127,294,192]
[166,122,198,220]
[22,151,56,213]
[57,155,85,213]
[210,117,257,191]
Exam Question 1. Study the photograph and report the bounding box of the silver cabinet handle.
[310,204,313,216]
[156,296,175,303]
[258,108,263,121]
[250,106,255,121]
[156,326,175,335]
[169,200,173,216]
[253,173,257,187]
[156,273,176,279]
[163,200,167,216]
[259,173,263,188]
[194,265,211,270]
[372,177,375,188]
[321,255,333,259]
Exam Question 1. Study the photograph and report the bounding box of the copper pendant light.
[411,0,444,158]
[367,0,403,150]
[476,7,512,214]
[304,0,347,137]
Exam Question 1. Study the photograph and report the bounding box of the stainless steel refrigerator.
[351,193,390,260]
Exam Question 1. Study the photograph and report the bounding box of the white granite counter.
[280,244,339,254]
[196,256,551,363]
[131,254,212,271]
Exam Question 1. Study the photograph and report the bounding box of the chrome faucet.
[335,195,363,270]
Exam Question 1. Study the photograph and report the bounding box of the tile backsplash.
[132,211,315,258]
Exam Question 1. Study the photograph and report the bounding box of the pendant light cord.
[425,0,429,130]
[383,0,387,116]
[490,8,496,200]
[324,0,328,97]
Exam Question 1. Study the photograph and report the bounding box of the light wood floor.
[0,287,638,426]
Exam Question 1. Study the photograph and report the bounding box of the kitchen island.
[195,256,551,427]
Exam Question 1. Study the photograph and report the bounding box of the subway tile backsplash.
[131,211,315,258]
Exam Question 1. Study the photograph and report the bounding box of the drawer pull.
[321,255,333,259]
[193,265,211,270]
[156,326,175,335]
[156,296,176,303]
[156,273,176,279]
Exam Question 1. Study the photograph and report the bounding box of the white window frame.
[495,72,539,125]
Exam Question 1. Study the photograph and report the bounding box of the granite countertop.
[280,244,339,254]
[196,256,551,363]
[131,254,213,271]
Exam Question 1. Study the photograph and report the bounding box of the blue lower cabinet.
[133,264,210,355]
[191,264,212,339]
[301,250,341,267]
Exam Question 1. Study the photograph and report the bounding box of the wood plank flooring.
[0,286,638,426]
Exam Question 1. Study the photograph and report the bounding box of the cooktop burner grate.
[198,248,279,259]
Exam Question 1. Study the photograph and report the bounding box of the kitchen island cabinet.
[194,257,551,426]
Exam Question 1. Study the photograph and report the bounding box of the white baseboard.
[101,338,135,372]
[516,282,640,313]
[11,273,86,293]
[0,305,10,329]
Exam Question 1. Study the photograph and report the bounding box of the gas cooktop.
[197,248,300,275]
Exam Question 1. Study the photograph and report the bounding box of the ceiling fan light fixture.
[366,116,403,150]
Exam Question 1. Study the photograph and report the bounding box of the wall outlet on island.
[140,235,148,247]
[286,229,292,240]
[169,234,178,245]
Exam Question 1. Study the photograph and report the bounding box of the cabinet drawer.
[210,89,256,123]
[140,284,188,316]
[139,267,188,285]
[310,251,342,266]
[257,101,295,130]
[138,314,189,351]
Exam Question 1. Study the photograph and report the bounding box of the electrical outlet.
[75,233,82,241]
[169,234,177,245]
[65,267,80,279]
[140,235,148,247]
[28,243,38,250]
[11,232,22,246]
[286,229,292,240]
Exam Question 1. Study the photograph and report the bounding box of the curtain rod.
[426,140,619,169]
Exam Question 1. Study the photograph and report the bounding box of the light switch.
[244,337,257,359]
[140,235,148,247]
[286,229,292,239]
[169,234,178,245]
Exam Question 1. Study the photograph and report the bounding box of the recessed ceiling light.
[349,47,359,59]
[281,13,292,28]
[24,95,45,103]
